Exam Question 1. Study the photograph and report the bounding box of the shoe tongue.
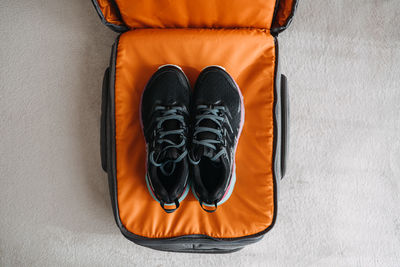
[198,117,219,140]
[160,147,179,176]
[164,147,179,160]
[198,146,221,163]
[160,119,181,160]
[196,114,221,162]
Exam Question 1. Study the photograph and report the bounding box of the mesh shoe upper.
[190,66,244,209]
[141,65,191,211]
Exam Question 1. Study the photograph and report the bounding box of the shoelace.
[149,106,188,176]
[190,105,233,163]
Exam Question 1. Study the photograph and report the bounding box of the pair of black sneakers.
[141,65,244,213]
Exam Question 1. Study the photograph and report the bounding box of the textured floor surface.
[1,0,399,266]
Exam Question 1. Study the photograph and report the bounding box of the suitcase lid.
[92,0,298,34]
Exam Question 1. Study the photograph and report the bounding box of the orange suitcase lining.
[92,0,128,32]
[95,0,124,26]
[272,0,299,33]
[113,0,277,29]
[92,0,298,35]
[112,29,277,239]
[92,0,300,32]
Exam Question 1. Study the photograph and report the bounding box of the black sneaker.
[190,66,244,212]
[140,65,191,213]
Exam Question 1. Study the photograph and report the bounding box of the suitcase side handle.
[280,74,289,178]
[100,67,110,172]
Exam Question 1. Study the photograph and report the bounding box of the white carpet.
[1,0,399,266]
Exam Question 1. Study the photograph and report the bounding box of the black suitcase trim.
[100,34,287,253]
[91,0,129,33]
[271,0,299,35]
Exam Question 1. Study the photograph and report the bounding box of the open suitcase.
[93,0,298,253]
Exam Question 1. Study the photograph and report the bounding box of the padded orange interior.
[114,29,276,239]
[273,0,295,28]
[114,0,277,29]
[96,0,125,26]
